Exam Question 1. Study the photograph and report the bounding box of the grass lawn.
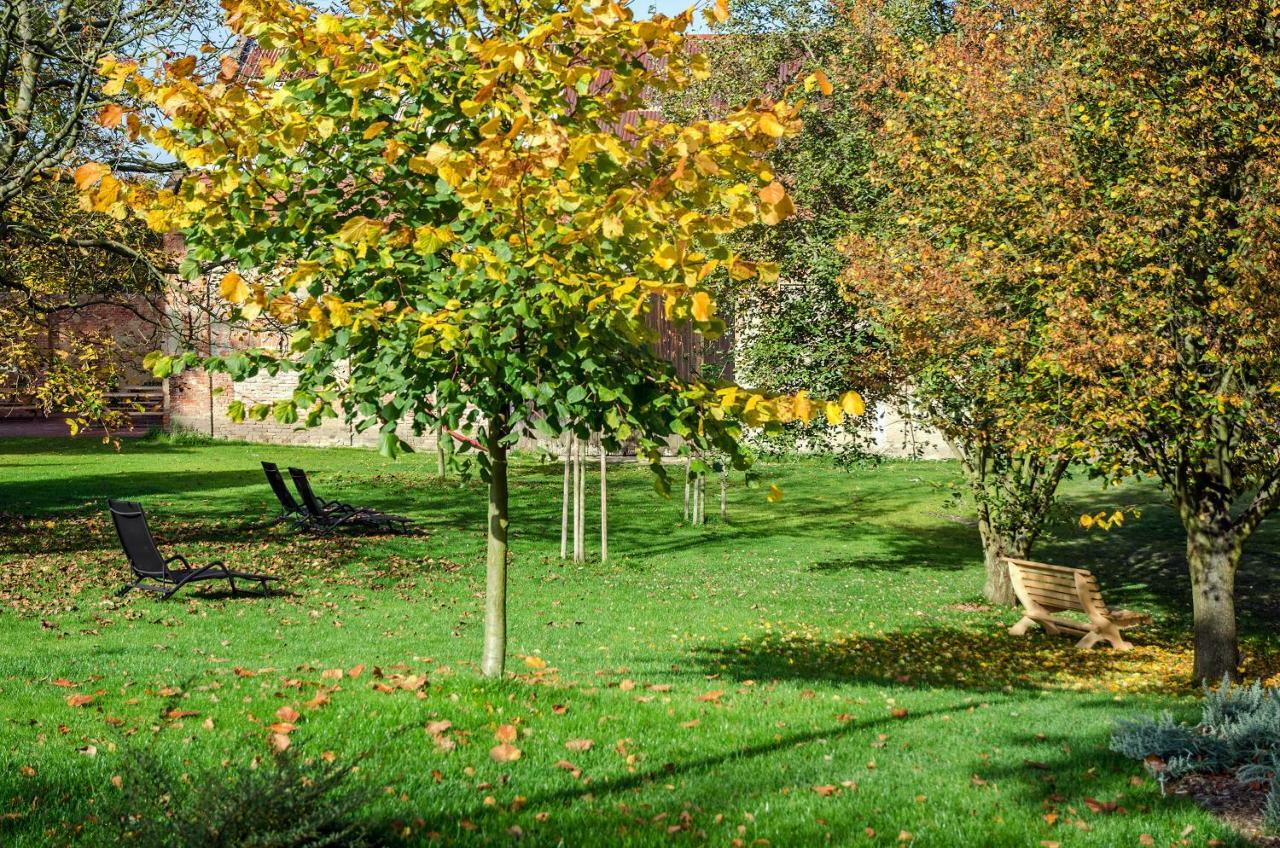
[1,436,1277,846]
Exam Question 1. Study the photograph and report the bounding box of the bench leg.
[1075,623,1132,651]
[1009,616,1037,636]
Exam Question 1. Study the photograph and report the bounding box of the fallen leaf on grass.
[51,678,76,688]
[66,694,94,708]
[495,724,517,743]
[490,743,521,763]
[696,690,724,703]
[564,739,593,752]
[1083,797,1118,814]
[555,759,582,779]
[276,706,300,723]
[270,732,291,753]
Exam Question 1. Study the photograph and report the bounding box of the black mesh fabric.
[262,462,301,512]
[287,468,324,517]
[108,500,167,576]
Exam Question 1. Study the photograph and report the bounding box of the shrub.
[105,745,376,847]
[1112,677,1280,832]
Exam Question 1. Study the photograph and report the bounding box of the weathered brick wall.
[46,298,164,384]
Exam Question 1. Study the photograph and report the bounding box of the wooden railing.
[0,383,166,425]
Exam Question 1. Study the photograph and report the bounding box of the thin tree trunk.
[435,422,450,479]
[599,435,608,562]
[691,471,700,525]
[720,467,727,520]
[481,424,509,679]
[683,453,691,522]
[560,432,570,560]
[697,472,705,524]
[1184,513,1243,681]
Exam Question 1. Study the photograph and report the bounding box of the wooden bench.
[1005,558,1150,650]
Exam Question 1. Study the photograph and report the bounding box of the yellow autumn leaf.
[218,272,251,305]
[840,391,866,416]
[824,401,842,426]
[97,104,125,128]
[363,121,389,140]
[336,216,386,247]
[758,112,786,138]
[425,141,452,168]
[713,0,730,23]
[793,390,814,423]
[601,215,624,239]
[322,294,351,326]
[691,291,713,322]
[760,193,796,225]
[73,162,110,191]
[759,181,785,205]
[652,242,678,271]
[767,484,784,503]
[813,69,833,96]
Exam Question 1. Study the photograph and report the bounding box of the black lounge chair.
[287,467,412,534]
[261,461,325,527]
[108,499,277,599]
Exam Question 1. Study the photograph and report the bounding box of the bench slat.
[1020,578,1106,608]
[1008,559,1094,578]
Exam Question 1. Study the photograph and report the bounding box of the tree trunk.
[480,427,510,678]
[719,467,727,520]
[1186,518,1242,681]
[683,453,691,522]
[977,515,1026,606]
[436,422,448,477]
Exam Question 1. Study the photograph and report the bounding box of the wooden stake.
[683,453,691,522]
[720,466,727,520]
[599,435,608,562]
[561,432,571,560]
[574,433,584,562]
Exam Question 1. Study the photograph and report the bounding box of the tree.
[840,2,1075,605]
[1,0,224,431]
[660,0,900,461]
[86,0,855,676]
[848,0,1280,679]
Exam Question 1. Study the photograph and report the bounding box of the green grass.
[1,436,1277,846]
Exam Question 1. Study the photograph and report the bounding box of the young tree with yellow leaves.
[82,0,860,676]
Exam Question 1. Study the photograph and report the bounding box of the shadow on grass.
[688,626,1280,696]
[1038,490,1280,634]
[971,745,1254,848]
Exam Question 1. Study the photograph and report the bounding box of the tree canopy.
[845,0,1280,679]
[84,0,861,675]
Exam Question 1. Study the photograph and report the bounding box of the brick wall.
[46,297,165,384]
